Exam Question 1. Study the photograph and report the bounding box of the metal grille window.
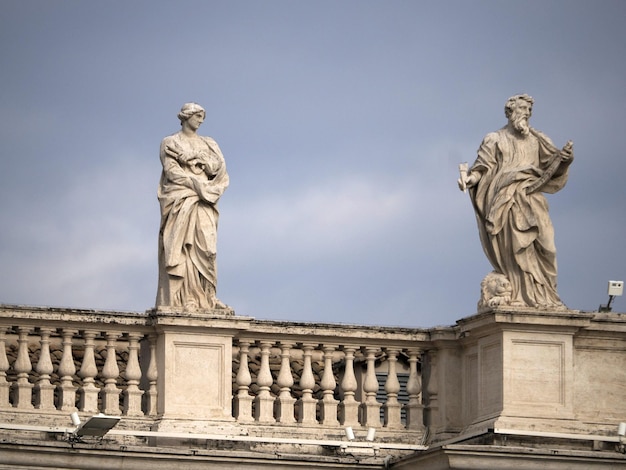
[376,372,410,424]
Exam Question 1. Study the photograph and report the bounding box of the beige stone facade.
[0,304,625,469]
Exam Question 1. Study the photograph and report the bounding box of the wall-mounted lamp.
[70,412,81,427]
[67,413,120,444]
[617,422,626,454]
[339,426,379,457]
[599,281,623,312]
[75,414,120,437]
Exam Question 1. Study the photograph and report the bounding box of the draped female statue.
[156,102,230,311]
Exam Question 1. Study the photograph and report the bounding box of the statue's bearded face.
[509,100,532,136]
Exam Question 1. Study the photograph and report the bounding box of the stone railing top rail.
[0,304,439,346]
[239,318,431,347]
[0,304,150,330]
[2,304,624,340]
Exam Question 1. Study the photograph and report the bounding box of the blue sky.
[1,1,625,327]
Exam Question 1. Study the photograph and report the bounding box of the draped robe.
[156,132,229,309]
[469,126,572,307]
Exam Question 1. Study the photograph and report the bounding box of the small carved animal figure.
[478,272,512,309]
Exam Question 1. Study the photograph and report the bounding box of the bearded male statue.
[458,94,574,308]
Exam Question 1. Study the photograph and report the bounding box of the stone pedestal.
[149,308,252,431]
[455,308,596,434]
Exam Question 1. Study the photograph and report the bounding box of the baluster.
[0,329,11,408]
[296,343,317,425]
[426,349,439,430]
[405,348,424,430]
[319,344,338,425]
[275,341,296,423]
[253,341,275,423]
[145,334,158,417]
[12,326,34,409]
[383,348,402,428]
[123,333,144,416]
[57,329,78,411]
[234,339,253,422]
[339,345,359,426]
[361,346,381,427]
[101,332,121,415]
[78,330,100,412]
[34,328,55,410]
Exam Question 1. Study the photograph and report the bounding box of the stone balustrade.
[232,320,430,433]
[0,306,157,420]
[0,305,431,440]
[1,304,626,470]
[5,303,621,451]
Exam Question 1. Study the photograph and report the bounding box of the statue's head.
[178,102,206,124]
[504,94,534,119]
[505,94,533,136]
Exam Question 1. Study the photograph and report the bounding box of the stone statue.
[458,94,574,309]
[156,102,230,311]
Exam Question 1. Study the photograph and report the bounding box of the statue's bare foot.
[214,298,229,309]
